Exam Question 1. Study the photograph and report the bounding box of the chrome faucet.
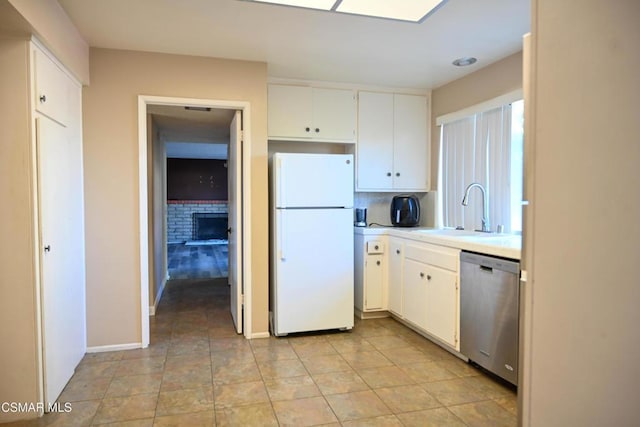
[462,182,491,232]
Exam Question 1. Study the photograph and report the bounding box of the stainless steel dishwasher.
[460,251,520,385]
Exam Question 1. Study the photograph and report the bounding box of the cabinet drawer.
[366,240,385,254]
[404,243,459,271]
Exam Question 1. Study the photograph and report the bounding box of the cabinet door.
[268,85,313,139]
[388,238,404,316]
[34,47,70,126]
[425,265,458,348]
[393,94,429,190]
[364,254,384,310]
[356,91,394,190]
[403,258,428,330]
[312,87,355,141]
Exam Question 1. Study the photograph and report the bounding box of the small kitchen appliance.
[354,208,367,227]
[390,195,420,227]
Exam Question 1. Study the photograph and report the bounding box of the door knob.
[396,249,400,254]
[40,95,47,103]
[44,245,51,252]
[376,260,381,266]
[227,228,232,234]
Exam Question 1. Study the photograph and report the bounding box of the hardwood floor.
[167,242,228,280]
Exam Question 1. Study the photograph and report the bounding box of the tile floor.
[10,278,517,426]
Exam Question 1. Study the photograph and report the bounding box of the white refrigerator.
[270,153,354,336]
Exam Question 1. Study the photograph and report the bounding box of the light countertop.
[355,226,521,260]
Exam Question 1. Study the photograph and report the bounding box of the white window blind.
[439,104,513,232]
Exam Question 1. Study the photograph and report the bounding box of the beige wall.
[83,49,268,347]
[523,0,640,424]
[0,37,41,423]
[7,0,89,83]
[430,51,523,187]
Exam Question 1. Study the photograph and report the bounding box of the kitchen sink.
[414,228,497,237]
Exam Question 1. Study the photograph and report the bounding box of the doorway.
[137,96,253,345]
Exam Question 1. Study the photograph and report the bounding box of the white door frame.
[137,95,253,345]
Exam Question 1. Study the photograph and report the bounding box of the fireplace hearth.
[192,213,228,240]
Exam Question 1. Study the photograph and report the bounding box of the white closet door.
[37,116,86,406]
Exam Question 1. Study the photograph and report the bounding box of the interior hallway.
[11,279,517,426]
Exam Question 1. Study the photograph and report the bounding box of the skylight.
[248,0,446,23]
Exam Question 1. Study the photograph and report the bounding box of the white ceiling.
[58,0,530,89]
[59,0,529,159]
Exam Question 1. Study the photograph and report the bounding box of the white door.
[273,153,354,208]
[228,111,242,334]
[37,117,86,405]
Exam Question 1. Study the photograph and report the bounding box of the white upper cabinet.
[34,48,72,127]
[356,91,394,189]
[268,84,356,143]
[356,91,430,191]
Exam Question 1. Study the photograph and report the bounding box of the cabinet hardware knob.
[374,245,379,250]
[44,245,51,252]
[396,249,400,254]
[427,275,432,280]
[419,272,424,278]
[396,172,400,177]
[386,172,392,177]
[376,260,381,266]
[305,127,310,132]
[315,128,320,133]
[40,95,47,102]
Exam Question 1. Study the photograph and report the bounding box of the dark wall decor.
[167,158,228,200]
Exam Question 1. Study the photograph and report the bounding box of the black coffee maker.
[390,195,420,227]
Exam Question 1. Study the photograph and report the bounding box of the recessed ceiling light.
[246,0,447,23]
[452,57,478,67]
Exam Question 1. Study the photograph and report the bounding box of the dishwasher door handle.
[480,265,493,273]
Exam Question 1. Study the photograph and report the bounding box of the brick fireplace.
[167,200,228,243]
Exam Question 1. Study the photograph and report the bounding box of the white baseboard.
[149,277,167,316]
[86,342,142,353]
[250,331,271,339]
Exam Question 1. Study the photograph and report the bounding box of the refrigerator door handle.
[278,209,286,261]
[277,157,286,208]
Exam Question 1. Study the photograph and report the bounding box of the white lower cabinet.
[387,238,404,316]
[355,231,460,350]
[424,264,458,346]
[354,235,387,316]
[402,242,460,349]
[402,258,429,330]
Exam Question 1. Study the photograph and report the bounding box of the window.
[438,99,524,234]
